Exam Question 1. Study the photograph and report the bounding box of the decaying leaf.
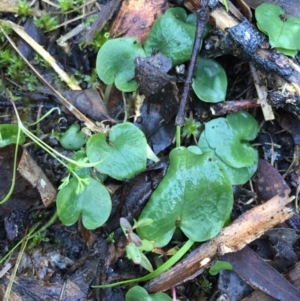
[18,147,56,207]
[221,246,300,301]
[63,89,115,122]
[110,0,169,43]
[242,261,300,300]
[0,145,55,206]
[255,159,291,201]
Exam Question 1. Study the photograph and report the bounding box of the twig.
[175,1,209,126]
[210,98,260,116]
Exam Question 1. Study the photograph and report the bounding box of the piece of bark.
[85,0,122,45]
[232,0,252,20]
[18,147,56,207]
[144,194,294,293]
[250,63,275,121]
[210,98,260,116]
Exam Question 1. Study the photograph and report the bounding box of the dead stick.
[175,2,209,126]
[210,98,260,116]
[144,194,294,293]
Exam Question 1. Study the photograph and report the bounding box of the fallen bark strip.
[144,194,294,293]
[250,63,275,121]
[85,0,122,44]
[210,98,260,116]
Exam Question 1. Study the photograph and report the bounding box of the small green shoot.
[0,24,12,43]
[82,69,100,89]
[0,48,38,91]
[125,286,172,301]
[57,0,84,12]
[0,49,13,64]
[199,278,213,292]
[121,217,154,272]
[17,0,31,16]
[57,0,75,12]
[182,117,201,139]
[27,231,49,249]
[209,260,233,275]
[34,14,59,31]
[88,29,110,50]
[221,0,229,12]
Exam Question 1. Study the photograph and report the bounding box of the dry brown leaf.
[255,159,291,202]
[222,246,300,301]
[110,0,169,43]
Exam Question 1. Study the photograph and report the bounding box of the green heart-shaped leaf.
[192,56,227,103]
[125,286,172,301]
[144,8,196,65]
[86,122,147,180]
[96,37,145,91]
[0,124,25,147]
[57,176,111,229]
[60,123,87,150]
[198,135,257,185]
[201,111,258,169]
[256,3,300,55]
[137,147,233,247]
